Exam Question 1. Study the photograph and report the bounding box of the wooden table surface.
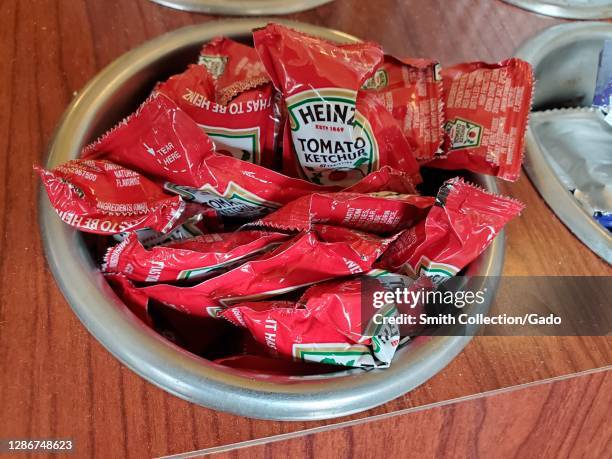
[1,0,611,457]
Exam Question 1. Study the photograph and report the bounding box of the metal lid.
[502,0,612,19]
[149,0,334,15]
[516,22,612,264]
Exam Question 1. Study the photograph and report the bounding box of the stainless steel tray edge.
[149,0,334,15]
[502,0,612,20]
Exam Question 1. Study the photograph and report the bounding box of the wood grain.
[0,0,611,457]
[209,369,612,459]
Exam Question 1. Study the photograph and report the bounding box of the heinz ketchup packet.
[221,272,428,368]
[83,93,216,186]
[37,159,187,235]
[199,36,270,104]
[139,225,393,317]
[254,23,393,186]
[104,230,290,282]
[378,177,525,282]
[250,192,434,234]
[428,58,534,181]
[157,64,278,167]
[362,56,445,162]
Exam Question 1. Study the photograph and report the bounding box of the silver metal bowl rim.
[516,22,612,264]
[149,0,334,15]
[39,18,505,420]
[502,0,612,19]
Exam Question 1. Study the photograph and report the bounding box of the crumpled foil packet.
[531,107,612,231]
[594,40,612,125]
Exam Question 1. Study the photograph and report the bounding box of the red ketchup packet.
[362,56,445,163]
[220,273,426,368]
[105,273,152,325]
[139,225,394,318]
[249,192,435,234]
[158,37,280,168]
[254,23,420,187]
[199,36,270,104]
[427,58,534,181]
[83,93,216,187]
[36,159,187,235]
[377,177,525,283]
[103,230,290,283]
[157,65,278,168]
[221,294,377,368]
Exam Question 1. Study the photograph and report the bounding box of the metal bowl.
[516,22,612,264]
[501,0,612,20]
[39,18,504,420]
[148,0,334,15]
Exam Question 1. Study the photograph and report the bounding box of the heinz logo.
[286,88,379,186]
[297,101,355,126]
